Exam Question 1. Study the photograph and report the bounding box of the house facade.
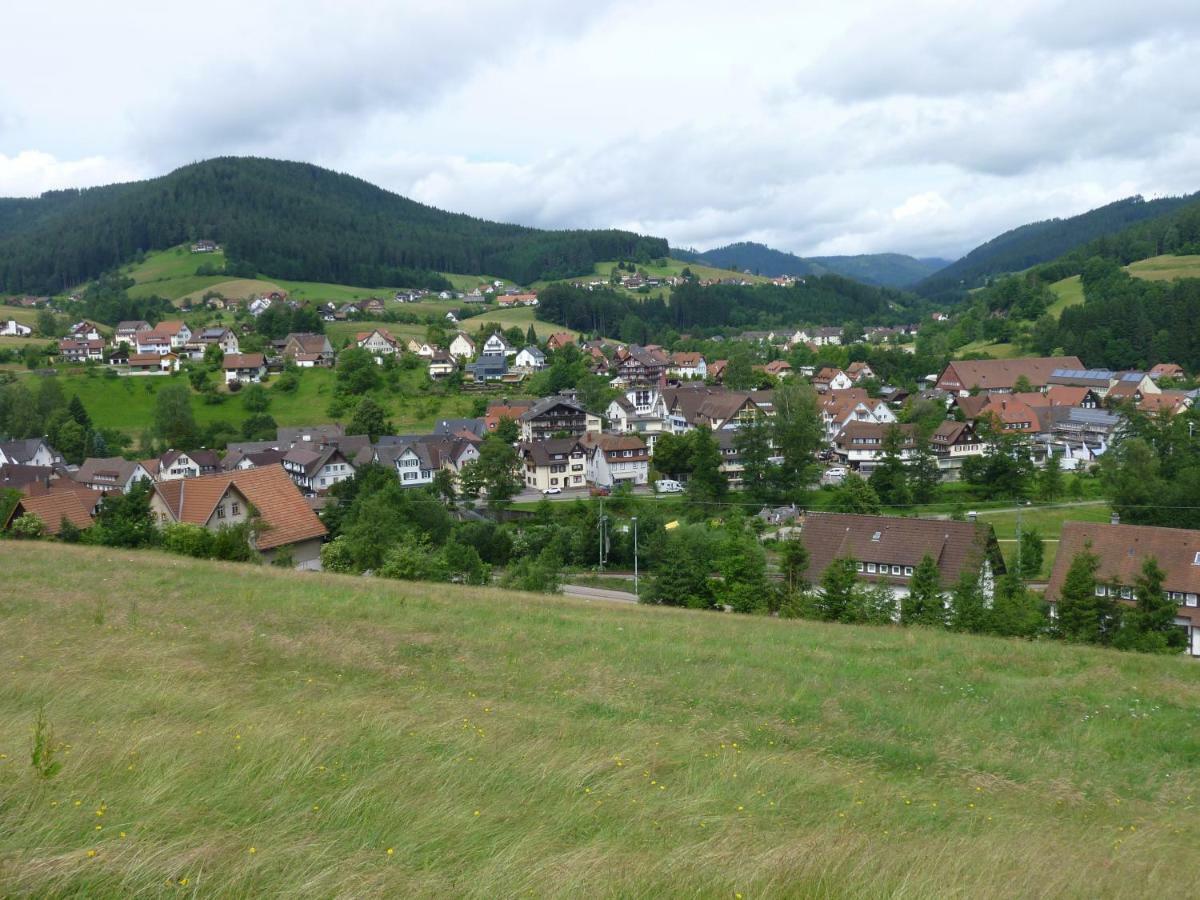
[581,433,650,487]
[223,353,267,384]
[519,438,588,491]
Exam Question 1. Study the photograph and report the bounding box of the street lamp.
[631,516,639,594]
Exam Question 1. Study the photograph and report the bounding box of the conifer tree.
[903,554,944,627]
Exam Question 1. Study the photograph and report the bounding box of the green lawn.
[1046,275,1084,318]
[2,542,1199,896]
[43,365,487,439]
[978,502,1113,581]
[1126,254,1200,282]
[954,340,1021,359]
[0,306,44,327]
[459,305,581,341]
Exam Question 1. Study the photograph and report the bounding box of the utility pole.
[598,500,608,572]
[631,516,639,594]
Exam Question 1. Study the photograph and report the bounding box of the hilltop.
[2,542,1199,896]
[918,192,1200,297]
[676,241,948,288]
[0,157,667,295]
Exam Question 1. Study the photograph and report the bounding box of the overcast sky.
[2,0,1198,260]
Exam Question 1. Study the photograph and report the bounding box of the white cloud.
[2,0,1199,261]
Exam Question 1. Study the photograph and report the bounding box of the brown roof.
[6,491,96,534]
[1149,363,1184,378]
[1046,521,1200,605]
[938,356,1084,392]
[1138,391,1191,414]
[800,512,1002,587]
[154,464,326,551]
[223,353,265,370]
[1043,385,1093,407]
[977,396,1043,430]
[128,353,171,366]
[834,421,917,447]
[671,351,704,366]
[519,438,587,467]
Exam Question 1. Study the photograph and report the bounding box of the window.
[216,505,225,519]
[904,566,913,576]
[891,565,901,575]
[1187,594,1197,607]
[1095,585,1106,597]
[1194,552,1200,566]
[871,531,881,542]
[867,563,876,573]
[231,503,240,515]
[856,562,864,572]
[1120,587,1132,600]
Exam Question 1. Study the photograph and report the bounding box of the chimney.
[1111,512,1120,526]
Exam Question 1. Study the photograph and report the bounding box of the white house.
[449,333,477,360]
[0,319,32,337]
[514,346,547,371]
[194,327,240,355]
[482,333,516,358]
[581,433,650,488]
[135,333,174,355]
[0,438,60,467]
[223,353,267,384]
[668,352,707,380]
[356,328,400,359]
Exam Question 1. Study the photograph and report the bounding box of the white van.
[654,479,684,494]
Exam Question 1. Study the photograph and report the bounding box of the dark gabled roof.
[520,394,586,421]
[1046,521,1200,600]
[73,457,148,487]
[0,439,51,465]
[940,357,1085,391]
[801,512,1002,587]
[0,463,56,491]
[278,424,344,445]
[519,438,587,466]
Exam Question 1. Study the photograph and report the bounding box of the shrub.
[10,513,46,539]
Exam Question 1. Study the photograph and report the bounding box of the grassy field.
[459,305,582,341]
[953,340,1021,359]
[1046,275,1084,318]
[1126,254,1200,282]
[977,502,1112,580]
[0,306,44,327]
[39,366,485,438]
[2,542,1200,897]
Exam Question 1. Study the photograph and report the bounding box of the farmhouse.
[149,465,328,569]
[935,356,1084,395]
[223,353,267,384]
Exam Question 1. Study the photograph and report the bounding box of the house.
[519,394,597,441]
[223,353,266,384]
[0,463,58,493]
[465,353,509,382]
[819,389,898,441]
[190,239,219,253]
[194,326,240,355]
[707,360,728,382]
[928,420,985,476]
[223,447,288,472]
[114,320,151,345]
[482,333,515,358]
[358,297,386,316]
[427,351,457,379]
[135,332,174,355]
[73,457,154,493]
[376,434,480,487]
[356,328,401,358]
[799,512,1005,601]
[1149,363,1185,382]
[1138,390,1193,416]
[153,321,192,349]
[0,319,32,337]
[660,385,761,433]
[485,400,533,433]
[58,338,105,363]
[497,292,538,307]
[617,345,670,384]
[846,361,876,383]
[581,433,650,488]
[1045,521,1200,657]
[976,396,1044,432]
[605,391,667,443]
[811,367,853,393]
[152,449,222,481]
[519,438,588,491]
[449,333,477,360]
[791,327,843,347]
[833,422,918,469]
[406,339,438,358]
[1046,367,1116,396]
[762,359,793,379]
[513,346,546,372]
[669,351,708,380]
[1105,372,1161,405]
[128,352,179,374]
[282,332,335,367]
[935,356,1085,396]
[68,320,103,341]
[282,446,355,494]
[149,465,328,569]
[3,491,97,536]
[547,332,577,351]
[0,438,61,468]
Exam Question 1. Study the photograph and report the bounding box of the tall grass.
[2,542,1199,897]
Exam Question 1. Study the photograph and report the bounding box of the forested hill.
[674,241,949,288]
[917,192,1200,298]
[0,157,668,294]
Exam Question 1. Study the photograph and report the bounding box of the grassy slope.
[51,367,482,437]
[1126,254,1200,282]
[458,305,581,340]
[979,502,1112,580]
[953,340,1021,359]
[2,543,1200,897]
[1047,275,1084,318]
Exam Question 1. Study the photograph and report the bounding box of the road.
[514,485,655,503]
[561,584,640,604]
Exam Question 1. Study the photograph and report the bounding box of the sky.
[2,0,1199,260]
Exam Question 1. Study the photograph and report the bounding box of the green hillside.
[2,542,1198,896]
[675,241,946,288]
[0,157,667,294]
[918,193,1200,297]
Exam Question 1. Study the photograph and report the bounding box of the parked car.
[589,485,611,497]
[654,479,683,494]
[542,487,562,495]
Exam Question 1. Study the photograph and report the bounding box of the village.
[4,282,1200,658]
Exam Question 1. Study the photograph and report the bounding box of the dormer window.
[871,531,881,542]
[1193,552,1200,566]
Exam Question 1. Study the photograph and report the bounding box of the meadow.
[1046,275,1084,318]
[43,366,485,439]
[2,542,1199,897]
[1125,254,1200,282]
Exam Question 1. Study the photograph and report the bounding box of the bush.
[10,513,46,539]
[162,523,215,558]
